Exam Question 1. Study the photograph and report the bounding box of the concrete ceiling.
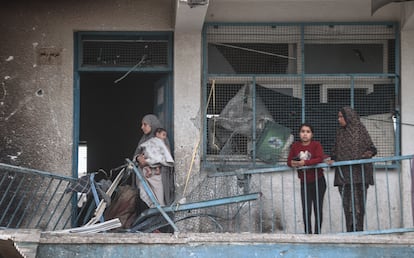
[174,0,414,32]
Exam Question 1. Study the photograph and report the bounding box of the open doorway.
[79,72,167,174]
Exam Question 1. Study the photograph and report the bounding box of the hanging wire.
[211,42,297,60]
[113,54,147,84]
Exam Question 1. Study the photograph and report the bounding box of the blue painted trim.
[351,75,355,108]
[204,21,397,28]
[133,192,260,226]
[72,32,82,227]
[206,73,398,78]
[339,227,414,235]
[394,23,401,156]
[166,73,175,148]
[209,155,414,177]
[72,32,80,180]
[166,31,174,146]
[0,162,76,181]
[78,67,172,72]
[89,173,104,223]
[252,77,257,165]
[202,24,209,163]
[301,24,305,122]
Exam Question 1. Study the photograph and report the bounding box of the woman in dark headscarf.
[133,114,175,208]
[330,106,377,232]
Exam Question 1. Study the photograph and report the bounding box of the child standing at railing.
[287,123,327,234]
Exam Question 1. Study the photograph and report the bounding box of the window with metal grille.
[203,23,398,168]
[77,33,172,71]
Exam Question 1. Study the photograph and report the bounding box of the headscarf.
[134,114,167,157]
[133,114,175,206]
[332,106,376,186]
[138,114,163,145]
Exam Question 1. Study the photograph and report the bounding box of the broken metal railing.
[0,161,261,233]
[4,155,409,234]
[0,163,77,231]
[127,158,179,232]
[127,159,261,233]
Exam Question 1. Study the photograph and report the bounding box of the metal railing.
[202,155,414,234]
[0,163,77,231]
[1,155,413,234]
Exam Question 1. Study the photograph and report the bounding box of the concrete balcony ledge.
[3,229,414,257]
[39,231,414,245]
[37,231,414,258]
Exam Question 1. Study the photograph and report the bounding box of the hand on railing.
[135,154,147,167]
[291,160,305,167]
[324,156,334,166]
[362,150,374,159]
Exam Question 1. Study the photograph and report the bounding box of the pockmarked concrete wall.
[0,0,174,231]
[0,0,173,175]
[172,31,204,205]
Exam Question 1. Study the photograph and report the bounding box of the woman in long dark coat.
[134,114,175,208]
[330,106,377,232]
[106,114,175,230]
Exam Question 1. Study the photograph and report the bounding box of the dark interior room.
[80,72,163,174]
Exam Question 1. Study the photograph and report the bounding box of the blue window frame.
[202,22,400,169]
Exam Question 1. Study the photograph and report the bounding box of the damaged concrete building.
[2,0,414,257]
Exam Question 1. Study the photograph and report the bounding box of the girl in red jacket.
[287,123,327,234]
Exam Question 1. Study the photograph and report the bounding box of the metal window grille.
[77,33,172,70]
[82,40,169,67]
[203,23,398,169]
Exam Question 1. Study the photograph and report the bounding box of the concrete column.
[400,28,414,227]
[173,32,203,200]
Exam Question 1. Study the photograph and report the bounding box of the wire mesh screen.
[204,23,398,168]
[355,77,396,158]
[206,77,299,164]
[171,175,261,233]
[81,40,169,68]
[206,25,300,74]
[304,24,396,74]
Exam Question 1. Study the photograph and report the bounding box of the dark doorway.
[79,72,165,173]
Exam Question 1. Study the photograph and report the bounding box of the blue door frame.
[72,31,174,179]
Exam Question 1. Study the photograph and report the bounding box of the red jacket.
[287,141,324,183]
